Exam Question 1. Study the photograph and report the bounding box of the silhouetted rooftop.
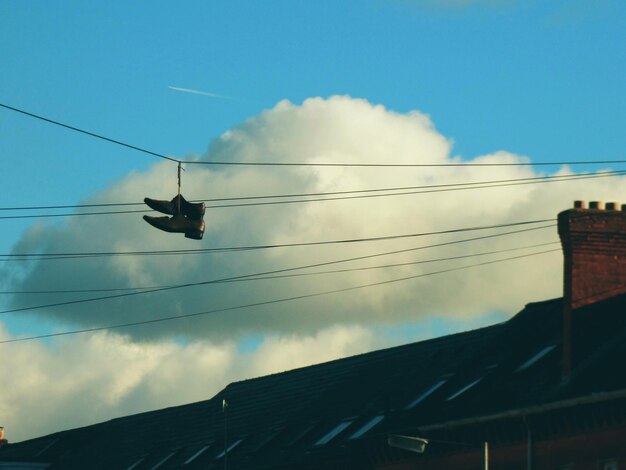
[2,294,625,469]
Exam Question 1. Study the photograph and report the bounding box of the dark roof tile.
[2,294,625,469]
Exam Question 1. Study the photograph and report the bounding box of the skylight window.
[516,344,556,372]
[35,438,60,457]
[282,423,317,447]
[405,379,448,410]
[126,457,146,470]
[349,415,384,440]
[248,427,284,453]
[184,445,210,465]
[151,451,176,470]
[602,460,618,470]
[314,420,354,446]
[446,378,482,401]
[215,439,243,459]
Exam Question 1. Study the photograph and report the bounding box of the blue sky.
[0,0,625,441]
[3,1,624,187]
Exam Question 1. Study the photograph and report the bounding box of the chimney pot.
[589,201,604,210]
[574,200,586,209]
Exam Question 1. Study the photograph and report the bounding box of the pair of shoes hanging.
[143,194,205,240]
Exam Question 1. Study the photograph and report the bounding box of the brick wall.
[558,204,626,310]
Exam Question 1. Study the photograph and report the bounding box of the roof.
[2,294,626,469]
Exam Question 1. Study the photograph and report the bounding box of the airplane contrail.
[168,86,247,102]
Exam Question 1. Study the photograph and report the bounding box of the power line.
[186,160,626,168]
[3,102,626,169]
[2,172,622,212]
[0,209,148,220]
[0,286,161,295]
[2,171,625,220]
[0,103,178,163]
[0,248,557,345]
[0,241,560,295]
[0,226,555,314]
[0,201,140,212]
[232,245,562,283]
[0,218,554,261]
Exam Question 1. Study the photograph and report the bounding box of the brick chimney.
[558,200,626,378]
[558,200,626,308]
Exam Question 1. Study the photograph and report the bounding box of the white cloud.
[0,323,380,442]
[3,95,626,443]
[4,96,626,344]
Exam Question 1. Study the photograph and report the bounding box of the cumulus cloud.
[3,95,626,442]
[4,96,626,345]
[0,323,379,442]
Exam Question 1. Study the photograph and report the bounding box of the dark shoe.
[143,214,205,239]
[184,223,205,240]
[144,195,205,220]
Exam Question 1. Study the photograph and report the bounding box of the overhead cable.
[1,171,626,220]
[0,103,178,163]
[3,102,626,168]
[186,160,626,168]
[0,226,555,314]
[0,249,558,345]
[1,241,559,295]
[0,218,554,261]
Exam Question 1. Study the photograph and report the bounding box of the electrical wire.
[1,171,625,220]
[230,246,563,283]
[0,103,178,163]
[3,102,626,168]
[0,248,558,345]
[0,218,554,261]
[0,241,560,295]
[0,226,555,314]
[2,171,624,212]
[187,160,626,168]
[0,209,148,220]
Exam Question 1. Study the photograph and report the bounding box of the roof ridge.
[227,321,506,388]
